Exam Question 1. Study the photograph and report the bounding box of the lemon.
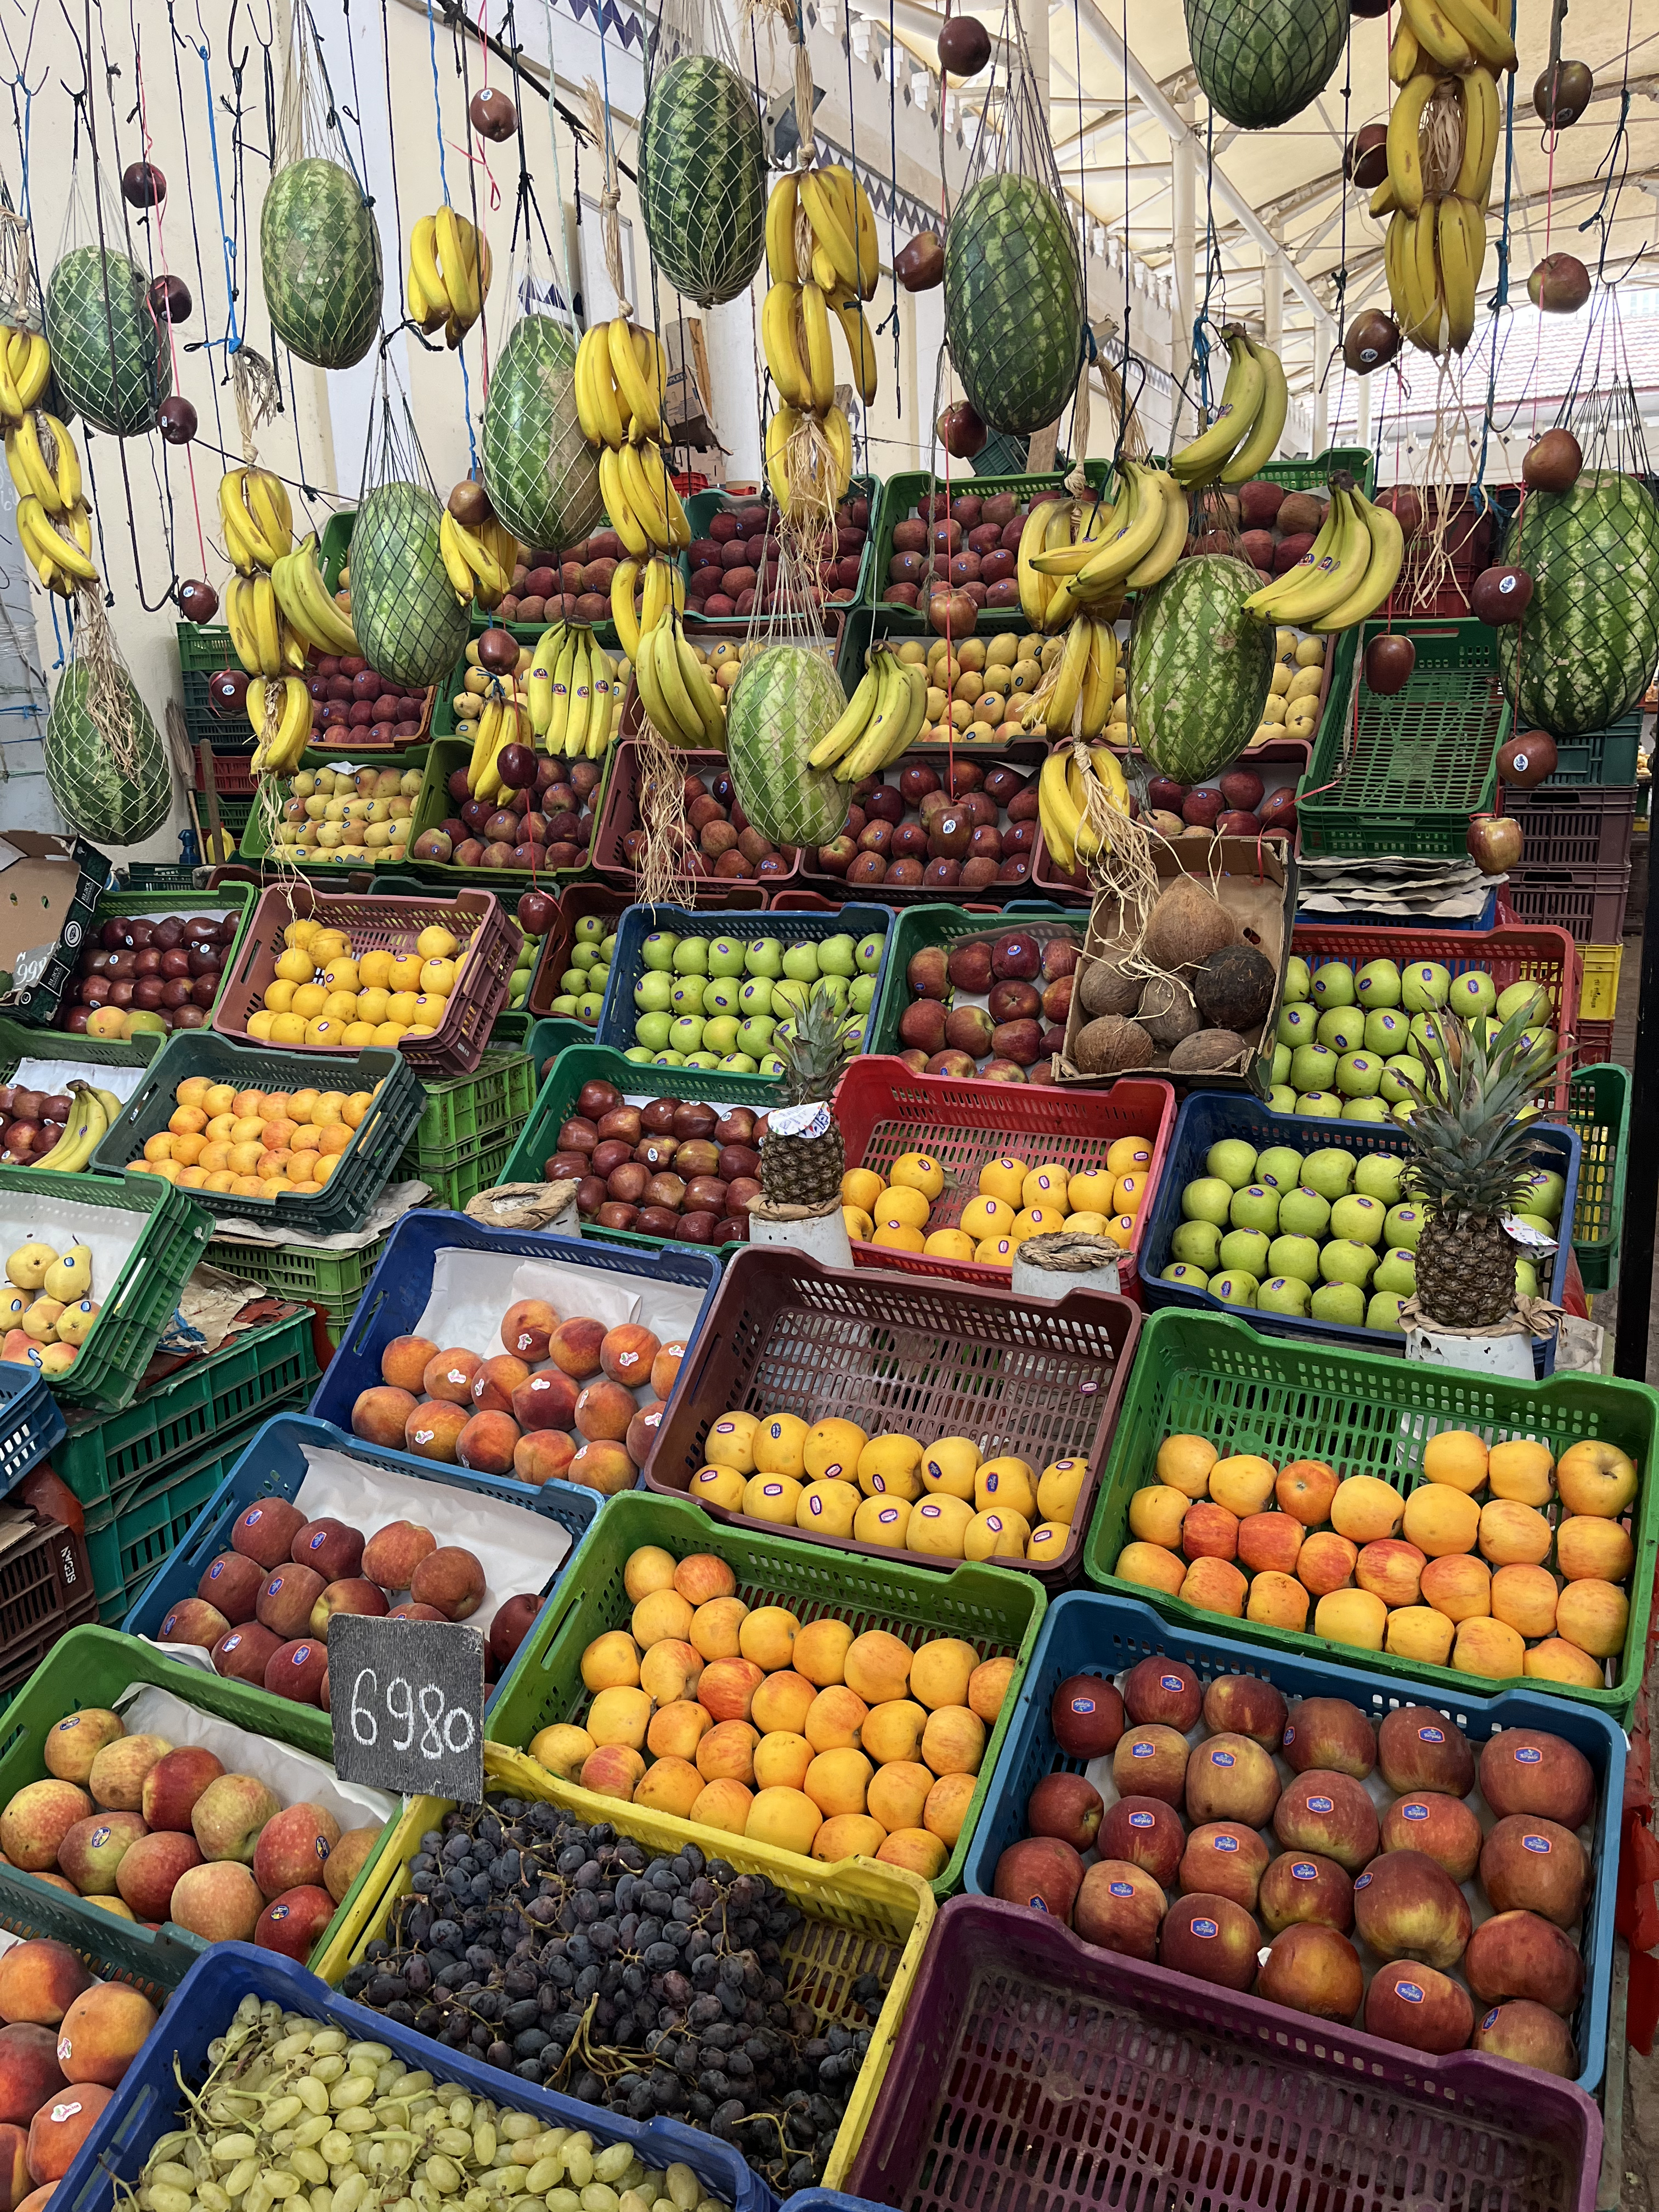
[1107,1136,1152,1176]
[874,1186,930,1232]
[973,1235,1016,1267]
[842,1207,876,1243]
[745,1472,803,1525]
[691,1464,746,1510]
[857,1433,923,1500]
[1037,1458,1088,1523]
[1020,1163,1070,1209]
[977,1156,1029,1207]
[871,1221,926,1253]
[853,1495,912,1549]
[961,1194,1014,1240]
[921,1437,979,1500]
[704,1410,759,1472]
[1115,1172,1148,1215]
[909,1495,973,1558]
[841,1167,886,1214]
[797,1479,860,1537]
[922,1229,975,1261]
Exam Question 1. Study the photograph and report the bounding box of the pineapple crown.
[1400,1003,1564,1219]
[775,979,857,1107]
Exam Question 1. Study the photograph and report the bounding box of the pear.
[4,1242,58,1291]
[42,1247,93,1303]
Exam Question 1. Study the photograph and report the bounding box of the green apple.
[718,1052,760,1074]
[1448,969,1496,1019]
[1384,1201,1425,1249]
[1209,1270,1259,1307]
[1380,1053,1427,1104]
[635,1010,674,1051]
[702,978,742,1017]
[576,992,606,1024]
[600,934,619,962]
[1297,1091,1344,1119]
[1206,1138,1259,1189]
[1272,1042,1293,1084]
[818,934,857,978]
[1519,1168,1566,1221]
[1229,1185,1279,1233]
[1268,1233,1322,1286]
[1278,1003,1319,1051]
[1408,1012,1448,1059]
[771,979,809,1017]
[1162,1262,1210,1290]
[672,936,710,975]
[1354,1154,1406,1205]
[850,974,877,1013]
[1311,962,1356,1009]
[759,1052,786,1076]
[730,1011,774,1050]
[1181,1177,1234,1227]
[1401,961,1451,1012]
[1290,1043,1338,1093]
[1523,1025,1558,1063]
[1256,1144,1304,1192]
[817,974,851,1013]
[669,977,705,1015]
[1355,959,1402,1008]
[781,943,822,981]
[551,995,578,1017]
[1366,1291,1408,1332]
[1278,1185,1331,1239]
[1268,1085,1299,1111]
[1374,1248,1417,1296]
[1320,1239,1375,1288]
[641,930,679,972]
[1302,1147,1358,1200]
[1220,1227,1272,1276]
[1364,1008,1411,1057]
[702,1015,742,1056]
[1311,1280,1367,1327]
[1516,1259,1539,1298]
[746,938,785,978]
[652,1049,687,1067]
[571,943,599,970]
[1259,1274,1312,1317]
[737,976,774,1016]
[574,914,606,944]
[1317,1007,1367,1053]
[685,1050,722,1070]
[843,1018,867,1048]
[561,963,590,993]
[1515,1211,1556,1239]
[1172,1219,1224,1269]
[1335,1051,1381,1098]
[1331,1192,1386,1247]
[1342,1098,1391,1123]
[668,1015,706,1054]
[634,970,674,1014]
[1282,955,1311,1003]
[706,936,746,978]
[1497,980,1548,1024]
[623,1045,654,1064]
[856,933,885,975]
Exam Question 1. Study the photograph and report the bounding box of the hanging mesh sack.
[481,217,603,553]
[638,0,766,308]
[46,595,172,844]
[944,0,1084,438]
[261,2,382,368]
[44,159,171,435]
[351,374,471,690]
[1184,0,1347,131]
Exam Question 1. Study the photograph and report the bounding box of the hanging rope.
[579,74,631,320]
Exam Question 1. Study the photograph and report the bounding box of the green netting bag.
[1184,0,1347,131]
[46,596,172,845]
[637,0,766,309]
[44,244,170,437]
[351,374,470,690]
[262,4,382,369]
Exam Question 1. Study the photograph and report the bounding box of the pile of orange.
[244,918,466,1049]
[127,1076,382,1200]
[842,1136,1153,1267]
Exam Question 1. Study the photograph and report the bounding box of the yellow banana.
[607,318,659,438]
[523,627,559,735]
[1387,69,1436,217]
[435,206,482,325]
[821,407,853,500]
[0,346,21,427]
[1075,466,1169,590]
[19,497,94,583]
[1038,748,1078,872]
[799,281,835,411]
[611,559,641,661]
[838,654,907,781]
[439,510,479,604]
[557,633,592,760]
[1169,330,1265,486]
[1433,0,1516,72]
[764,406,794,511]
[761,284,812,409]
[244,469,291,562]
[765,174,800,285]
[1255,486,1372,624]
[1244,492,1348,617]
[598,445,650,558]
[10,415,61,512]
[1398,0,1474,74]
[1018,501,1058,627]
[808,654,883,769]
[1453,67,1500,204]
[1438,194,1480,352]
[1390,18,1421,84]
[13,334,48,411]
[673,623,725,747]
[1409,200,1446,350]
[618,441,670,551]
[545,632,578,754]
[847,173,880,301]
[830,294,878,406]
[798,168,860,295]
[579,325,625,449]
[1311,487,1407,632]
[1040,614,1093,736]
[1372,176,1400,218]
[42,415,81,509]
[1124,470,1189,589]
[408,218,447,331]
[251,573,283,676]
[1221,338,1289,485]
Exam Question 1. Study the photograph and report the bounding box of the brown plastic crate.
[1504,784,1637,871]
[1504,864,1630,945]
[211,881,515,1076]
[590,739,802,889]
[643,1248,1141,1589]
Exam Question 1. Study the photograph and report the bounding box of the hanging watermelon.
[725,646,850,849]
[1130,555,1275,782]
[44,247,170,436]
[262,157,383,369]
[945,174,1084,437]
[46,658,171,847]
[638,55,766,308]
[1184,0,1348,129]
[350,482,470,691]
[481,315,603,551]
[1498,471,1659,737]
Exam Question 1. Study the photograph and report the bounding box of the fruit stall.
[2,0,1658,2206]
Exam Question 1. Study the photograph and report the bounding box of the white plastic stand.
[1405,1325,1539,1379]
[1013,1246,1120,1297]
[747,1204,854,1269]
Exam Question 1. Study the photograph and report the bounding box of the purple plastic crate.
[848,1897,1601,2212]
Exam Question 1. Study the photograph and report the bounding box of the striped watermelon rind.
[1129,554,1275,783]
[351,482,471,691]
[1498,471,1659,739]
[46,661,171,847]
[1184,0,1348,130]
[945,174,1085,438]
[725,644,851,849]
[44,247,170,437]
[481,316,604,554]
[639,55,766,308]
[261,157,383,370]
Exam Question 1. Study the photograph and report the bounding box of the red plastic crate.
[836,1058,1176,1300]
[193,749,259,798]
[590,738,802,889]
[1289,921,1579,1110]
[1503,783,1637,871]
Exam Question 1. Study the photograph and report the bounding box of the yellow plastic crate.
[1580,942,1623,1022]
[312,1745,935,2193]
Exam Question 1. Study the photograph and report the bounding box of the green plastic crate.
[206,1230,388,1346]
[486,1491,1046,1900]
[0,1171,212,1414]
[1567,1062,1629,1295]
[320,509,354,595]
[405,738,610,890]
[50,1307,320,1510]
[1081,1307,1659,1718]
[87,885,257,1018]
[0,1840,196,2001]
[0,1013,162,1077]
[867,902,1077,1057]
[177,622,240,752]
[86,1424,266,1621]
[236,753,431,869]
[524,1017,592,1073]
[684,476,877,625]
[1300,618,1508,856]
[403,1048,537,1157]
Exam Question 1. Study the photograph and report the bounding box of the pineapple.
[1403,1007,1559,1329]
[758,981,857,1210]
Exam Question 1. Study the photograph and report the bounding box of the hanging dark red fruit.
[1533,59,1594,128]
[476,626,520,674]
[496,742,538,790]
[121,162,165,208]
[1377,487,1423,538]
[1344,125,1389,189]
[209,669,249,718]
[517,890,556,936]
[1498,731,1558,788]
[1522,426,1582,493]
[157,396,197,445]
[149,274,191,324]
[1468,812,1523,873]
[469,87,518,142]
[448,479,493,527]
[1470,565,1533,626]
[937,400,987,459]
[895,232,945,292]
[1342,308,1400,375]
[1528,254,1591,313]
[1364,633,1416,695]
[937,15,991,76]
[178,579,218,624]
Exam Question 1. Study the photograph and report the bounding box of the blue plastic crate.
[959,1587,1624,2096]
[0,1359,67,1498]
[121,1413,601,1716]
[1136,1092,1579,1375]
[306,1207,722,1438]
[49,1941,769,2212]
[1296,887,1501,933]
[778,2198,894,2212]
[594,902,895,1069]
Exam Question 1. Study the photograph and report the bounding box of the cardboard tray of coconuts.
[1059,841,1295,1097]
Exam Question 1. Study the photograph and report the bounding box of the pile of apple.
[535,1542,1009,1876]
[1139,763,1299,847]
[498,527,629,628]
[422,755,603,873]
[879,487,1033,622]
[617,760,795,884]
[686,495,868,619]
[304,653,430,746]
[352,1302,686,1498]
[622,927,885,1074]
[0,1935,165,2203]
[540,912,617,1025]
[994,1656,1595,2078]
[1115,1430,1637,1689]
[153,1494,547,1705]
[817,757,1039,893]
[269,762,423,865]
[554,1077,758,1246]
[898,923,1080,1079]
[0,1709,386,1958]
[52,910,238,1041]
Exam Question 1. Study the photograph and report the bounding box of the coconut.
[1073,1015,1155,1075]
[1137,971,1201,1048]
[1169,1028,1249,1073]
[1143,874,1239,974]
[1276,490,1327,538]
[1193,943,1277,1031]
[1077,956,1143,1020]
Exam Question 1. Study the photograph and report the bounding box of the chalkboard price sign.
[329,1615,485,1802]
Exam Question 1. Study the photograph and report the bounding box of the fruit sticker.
[1192,1918,1218,1939]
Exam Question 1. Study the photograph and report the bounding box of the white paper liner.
[414,1245,706,1364]
[114,1678,399,1832]
[0,1190,145,1297]
[11,1060,148,1105]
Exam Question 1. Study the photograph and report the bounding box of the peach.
[1156,1435,1217,1498]
[1179,1500,1238,1560]
[804,1747,873,1818]
[1464,1910,1585,2016]
[1384,1609,1455,1668]
[470,1353,531,1415]
[574,1379,636,1442]
[191,1773,280,1861]
[1329,1476,1404,1545]
[253,1803,341,1896]
[422,1347,481,1402]
[1364,1963,1474,2055]
[690,1598,749,1661]
[995,1835,1085,1918]
[921,1706,986,1776]
[646,1701,711,1762]
[1355,1538,1426,1609]
[115,1829,201,1921]
[1237,1513,1302,1576]
[1487,1439,1556,1505]
[1257,1924,1363,2024]
[1282,1697,1376,1779]
[362,1520,437,1590]
[511,1369,580,1433]
[1452,1616,1526,1680]
[456,1411,522,1476]
[1554,1438,1637,1518]
[512,1431,577,1487]
[1380,1794,1482,1883]
[211,1622,283,1685]
[634,1759,705,1819]
[1207,1454,1276,1517]
[746,1786,822,1856]
[739,1606,800,1672]
[265,1639,329,1703]
[1491,1564,1559,1639]
[230,1494,306,1567]
[1112,1725,1188,1808]
[814,1814,888,1863]
[633,1588,695,1648]
[923,1771,977,1847]
[257,1561,326,1640]
[380,1333,439,1391]
[588,1685,653,1750]
[1257,1849,1352,1936]
[547,1317,606,1379]
[87,1736,171,1814]
[1098,1797,1185,1888]
[1472,1999,1577,2078]
[16,2179,54,2212]
[568,1441,635,1495]
[40,1713,122,1788]
[1555,1578,1628,1658]
[1352,1848,1471,1969]
[351,1386,419,1447]
[676,1552,738,1604]
[1246,1573,1310,1632]
[651,1341,686,1398]
[689,1779,752,1833]
[878,1829,949,1879]
[640,1640,703,1705]
[290,1518,364,1582]
[0,1945,89,2030]
[140,1746,225,1833]
[1421,1429,1488,1493]
[867,1761,933,1832]
[1178,1556,1248,1617]
[1482,1738,1600,1825]
[1126,1485,1189,1549]
[753,1732,814,1791]
[0,1784,91,1872]
[403,1400,468,1462]
[579,1745,645,1802]
[1073,1860,1166,1960]
[1556,1516,1634,1583]
[1274,1771,1379,1872]
[0,2026,63,2129]
[254,1883,336,1962]
[844,1630,913,1705]
[1296,1532,1358,1596]
[750,1671,816,1736]
[1526,1640,1607,1689]
[1276,1460,1340,1526]
[169,1860,263,1941]
[1480,1498,1552,1567]
[529,1724,595,1781]
[1116,1543,1189,1597]
[1159,1893,1260,1990]
[1315,1589,1387,1652]
[1178,1822,1268,1911]
[699,1656,764,1723]
[323,1824,382,1906]
[1184,1735,1280,1829]
[580,1629,641,1691]
[696,1720,759,1784]
[794,1618,853,1686]
[0,2124,24,2211]
[501,1299,557,1364]
[26,2082,111,2182]
[409,1545,486,1620]
[1419,1552,1491,1621]
[600,1322,659,1387]
[53,1983,157,2086]
[157,1597,230,1651]
[1402,1483,1480,1558]
[1480,1815,1589,1927]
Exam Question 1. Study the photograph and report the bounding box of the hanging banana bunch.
[1020,614,1124,744]
[1167,328,1290,488]
[438,490,519,612]
[5,407,95,597]
[1378,0,1512,355]
[518,620,622,762]
[270,533,360,658]
[760,166,877,523]
[247,675,314,776]
[1241,475,1406,632]
[219,466,293,574]
[0,327,50,433]
[573,315,691,563]
[1017,462,1187,635]
[805,646,927,781]
[1037,741,1132,874]
[408,209,493,347]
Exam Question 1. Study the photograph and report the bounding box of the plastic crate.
[833,1058,1175,1295]
[0,1358,66,1496]
[486,1486,1039,1905]
[865,901,1077,1058]
[1137,1092,1579,1374]
[121,863,205,893]
[0,1850,196,2003]
[1288,921,1579,1112]
[644,1247,1139,1592]
[0,1508,95,1657]
[1505,785,1637,871]
[1301,620,1508,856]
[191,747,258,796]
[1578,942,1622,1022]
[212,881,518,1077]
[1081,1306,1659,1715]
[306,1206,723,1436]
[90,1031,426,1238]
[960,1587,1625,2093]
[405,737,609,890]
[830,608,1053,765]
[846,1897,1601,2212]
[526,882,766,1022]
[397,1047,537,1207]
[595,901,895,1067]
[1504,864,1630,945]
[524,1016,597,1072]
[205,1227,388,1345]
[1536,710,1643,788]
[1566,1063,1629,1295]
[684,475,878,627]
[0,1170,212,1413]
[320,508,353,592]
[84,1423,259,1621]
[48,1306,319,1510]
[0,1014,165,1085]
[235,749,431,868]
[590,738,802,890]
[176,622,239,752]
[866,462,1114,632]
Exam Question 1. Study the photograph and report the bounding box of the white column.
[1311,313,1333,456]
[1355,364,1373,451]
[1262,258,1283,353]
[1170,113,1197,445]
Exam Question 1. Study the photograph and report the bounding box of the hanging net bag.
[46,595,172,844]
[944,0,1084,438]
[1184,0,1348,131]
[480,198,603,554]
[262,1,383,370]
[44,152,170,436]
[351,366,471,690]
[637,0,767,308]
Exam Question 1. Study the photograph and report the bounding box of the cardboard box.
[0,832,111,1025]
[1058,838,1296,1096]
